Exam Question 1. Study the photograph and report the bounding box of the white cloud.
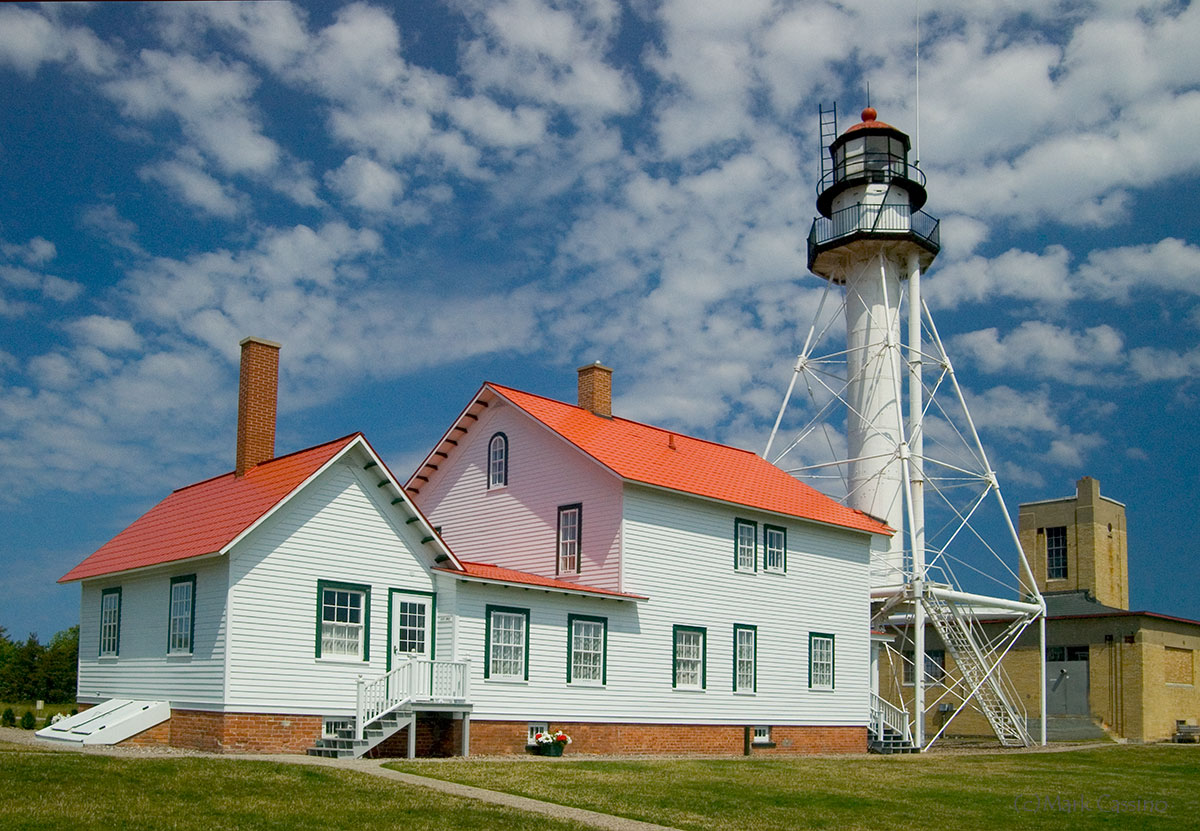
[325,155,407,213]
[105,50,280,176]
[459,0,638,118]
[0,5,115,76]
[1128,345,1200,382]
[925,246,1074,309]
[1,237,56,266]
[1075,238,1200,302]
[140,157,244,218]
[0,262,83,309]
[67,316,142,353]
[951,321,1125,384]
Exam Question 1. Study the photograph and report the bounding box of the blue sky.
[1,1,1197,639]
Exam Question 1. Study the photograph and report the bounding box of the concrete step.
[1027,716,1115,742]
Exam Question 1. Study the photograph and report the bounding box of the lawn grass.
[0,741,592,831]
[387,745,1200,831]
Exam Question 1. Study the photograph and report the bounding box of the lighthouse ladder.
[923,594,1031,747]
[818,103,838,183]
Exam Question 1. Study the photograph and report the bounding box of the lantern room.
[815,107,928,218]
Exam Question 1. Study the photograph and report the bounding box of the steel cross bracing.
[765,266,1045,750]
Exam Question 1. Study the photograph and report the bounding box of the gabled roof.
[435,560,647,601]
[411,382,890,536]
[60,433,459,583]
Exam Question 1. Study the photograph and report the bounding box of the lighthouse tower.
[766,106,1045,751]
[808,107,939,588]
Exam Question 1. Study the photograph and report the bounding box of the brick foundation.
[468,721,866,756]
[120,719,171,747]
[113,710,864,756]
[117,710,323,754]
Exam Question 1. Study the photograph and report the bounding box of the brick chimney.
[577,362,613,418]
[236,336,281,476]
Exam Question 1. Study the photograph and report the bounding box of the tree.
[41,626,78,702]
[0,625,79,703]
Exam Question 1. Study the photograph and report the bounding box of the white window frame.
[323,717,354,739]
[99,588,121,657]
[488,433,508,488]
[568,615,606,685]
[486,606,529,681]
[527,722,548,745]
[763,525,786,573]
[752,725,772,744]
[167,575,195,655]
[557,504,581,574]
[318,582,369,662]
[734,624,756,693]
[673,625,706,690]
[735,519,757,572]
[809,633,835,691]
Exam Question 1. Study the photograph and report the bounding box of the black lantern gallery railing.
[807,202,941,270]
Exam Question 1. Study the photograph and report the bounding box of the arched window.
[488,433,508,488]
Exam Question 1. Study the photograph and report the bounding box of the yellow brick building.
[880,477,1199,743]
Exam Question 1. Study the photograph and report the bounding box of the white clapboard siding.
[224,453,440,715]
[458,484,873,726]
[77,558,227,707]
[417,399,624,591]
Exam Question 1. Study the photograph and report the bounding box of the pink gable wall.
[412,399,624,592]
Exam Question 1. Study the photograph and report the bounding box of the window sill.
[672,687,706,693]
[166,653,193,661]
[751,741,777,749]
[733,690,757,696]
[316,656,367,665]
[484,678,529,685]
[98,655,119,661]
[762,568,786,576]
[568,681,605,688]
[1165,683,1194,688]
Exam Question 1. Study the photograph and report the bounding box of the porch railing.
[870,691,913,744]
[355,657,470,741]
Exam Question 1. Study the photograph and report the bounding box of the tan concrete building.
[880,476,1199,744]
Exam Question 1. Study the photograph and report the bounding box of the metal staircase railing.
[923,595,1031,746]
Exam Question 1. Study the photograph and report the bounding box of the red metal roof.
[59,434,361,583]
[435,560,647,600]
[486,384,890,536]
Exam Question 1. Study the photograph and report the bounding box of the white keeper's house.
[45,337,890,757]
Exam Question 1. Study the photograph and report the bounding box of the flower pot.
[538,742,565,757]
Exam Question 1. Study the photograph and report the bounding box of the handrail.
[808,203,941,253]
[870,691,913,743]
[355,657,469,741]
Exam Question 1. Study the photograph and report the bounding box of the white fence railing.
[355,657,469,741]
[870,691,913,744]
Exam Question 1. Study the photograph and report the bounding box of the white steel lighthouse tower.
[766,107,1046,750]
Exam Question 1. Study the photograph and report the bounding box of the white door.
[391,592,434,663]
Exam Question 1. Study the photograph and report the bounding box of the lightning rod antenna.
[915,0,921,165]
